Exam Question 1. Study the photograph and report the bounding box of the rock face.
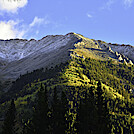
[123,59,127,65]
[115,52,119,57]
[107,43,134,62]
[0,35,72,62]
[0,33,79,81]
[118,55,123,61]
[107,46,114,53]
[128,60,133,65]
[98,40,134,64]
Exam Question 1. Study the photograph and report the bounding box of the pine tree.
[77,89,89,134]
[34,84,49,134]
[24,84,49,134]
[61,90,68,133]
[88,87,97,133]
[65,87,78,134]
[52,86,64,134]
[96,80,111,134]
[2,99,16,134]
[77,87,96,134]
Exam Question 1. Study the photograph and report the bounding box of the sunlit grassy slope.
[69,33,119,65]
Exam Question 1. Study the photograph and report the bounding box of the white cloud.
[124,0,133,7]
[87,13,92,18]
[0,0,28,13]
[107,0,115,7]
[30,16,49,27]
[101,0,133,10]
[0,20,26,40]
[0,16,50,40]
[101,0,115,10]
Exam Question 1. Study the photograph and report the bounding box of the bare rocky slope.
[0,33,78,81]
[0,33,133,90]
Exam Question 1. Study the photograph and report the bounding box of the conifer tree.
[24,84,49,134]
[77,87,96,134]
[88,87,97,133]
[65,88,77,134]
[96,80,111,134]
[52,86,64,134]
[52,86,58,132]
[77,89,89,134]
[2,99,16,134]
[61,90,68,133]
[34,84,49,134]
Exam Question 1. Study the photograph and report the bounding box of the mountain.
[0,33,134,133]
[0,32,133,91]
[0,33,77,80]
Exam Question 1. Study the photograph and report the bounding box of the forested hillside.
[0,56,134,134]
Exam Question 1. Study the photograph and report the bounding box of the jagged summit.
[0,33,75,62]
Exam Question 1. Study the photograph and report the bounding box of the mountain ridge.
[0,32,133,62]
[0,32,133,91]
[0,33,134,134]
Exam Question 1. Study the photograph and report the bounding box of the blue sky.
[0,0,134,46]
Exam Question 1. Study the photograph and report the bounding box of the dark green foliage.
[66,89,78,134]
[33,84,49,134]
[78,58,134,92]
[95,81,111,134]
[77,85,110,134]
[60,90,68,133]
[24,84,50,134]
[23,86,69,134]
[2,99,16,134]
[77,89,93,134]
[52,86,61,133]
[51,87,68,134]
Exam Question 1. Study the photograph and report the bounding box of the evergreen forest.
[0,57,134,134]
